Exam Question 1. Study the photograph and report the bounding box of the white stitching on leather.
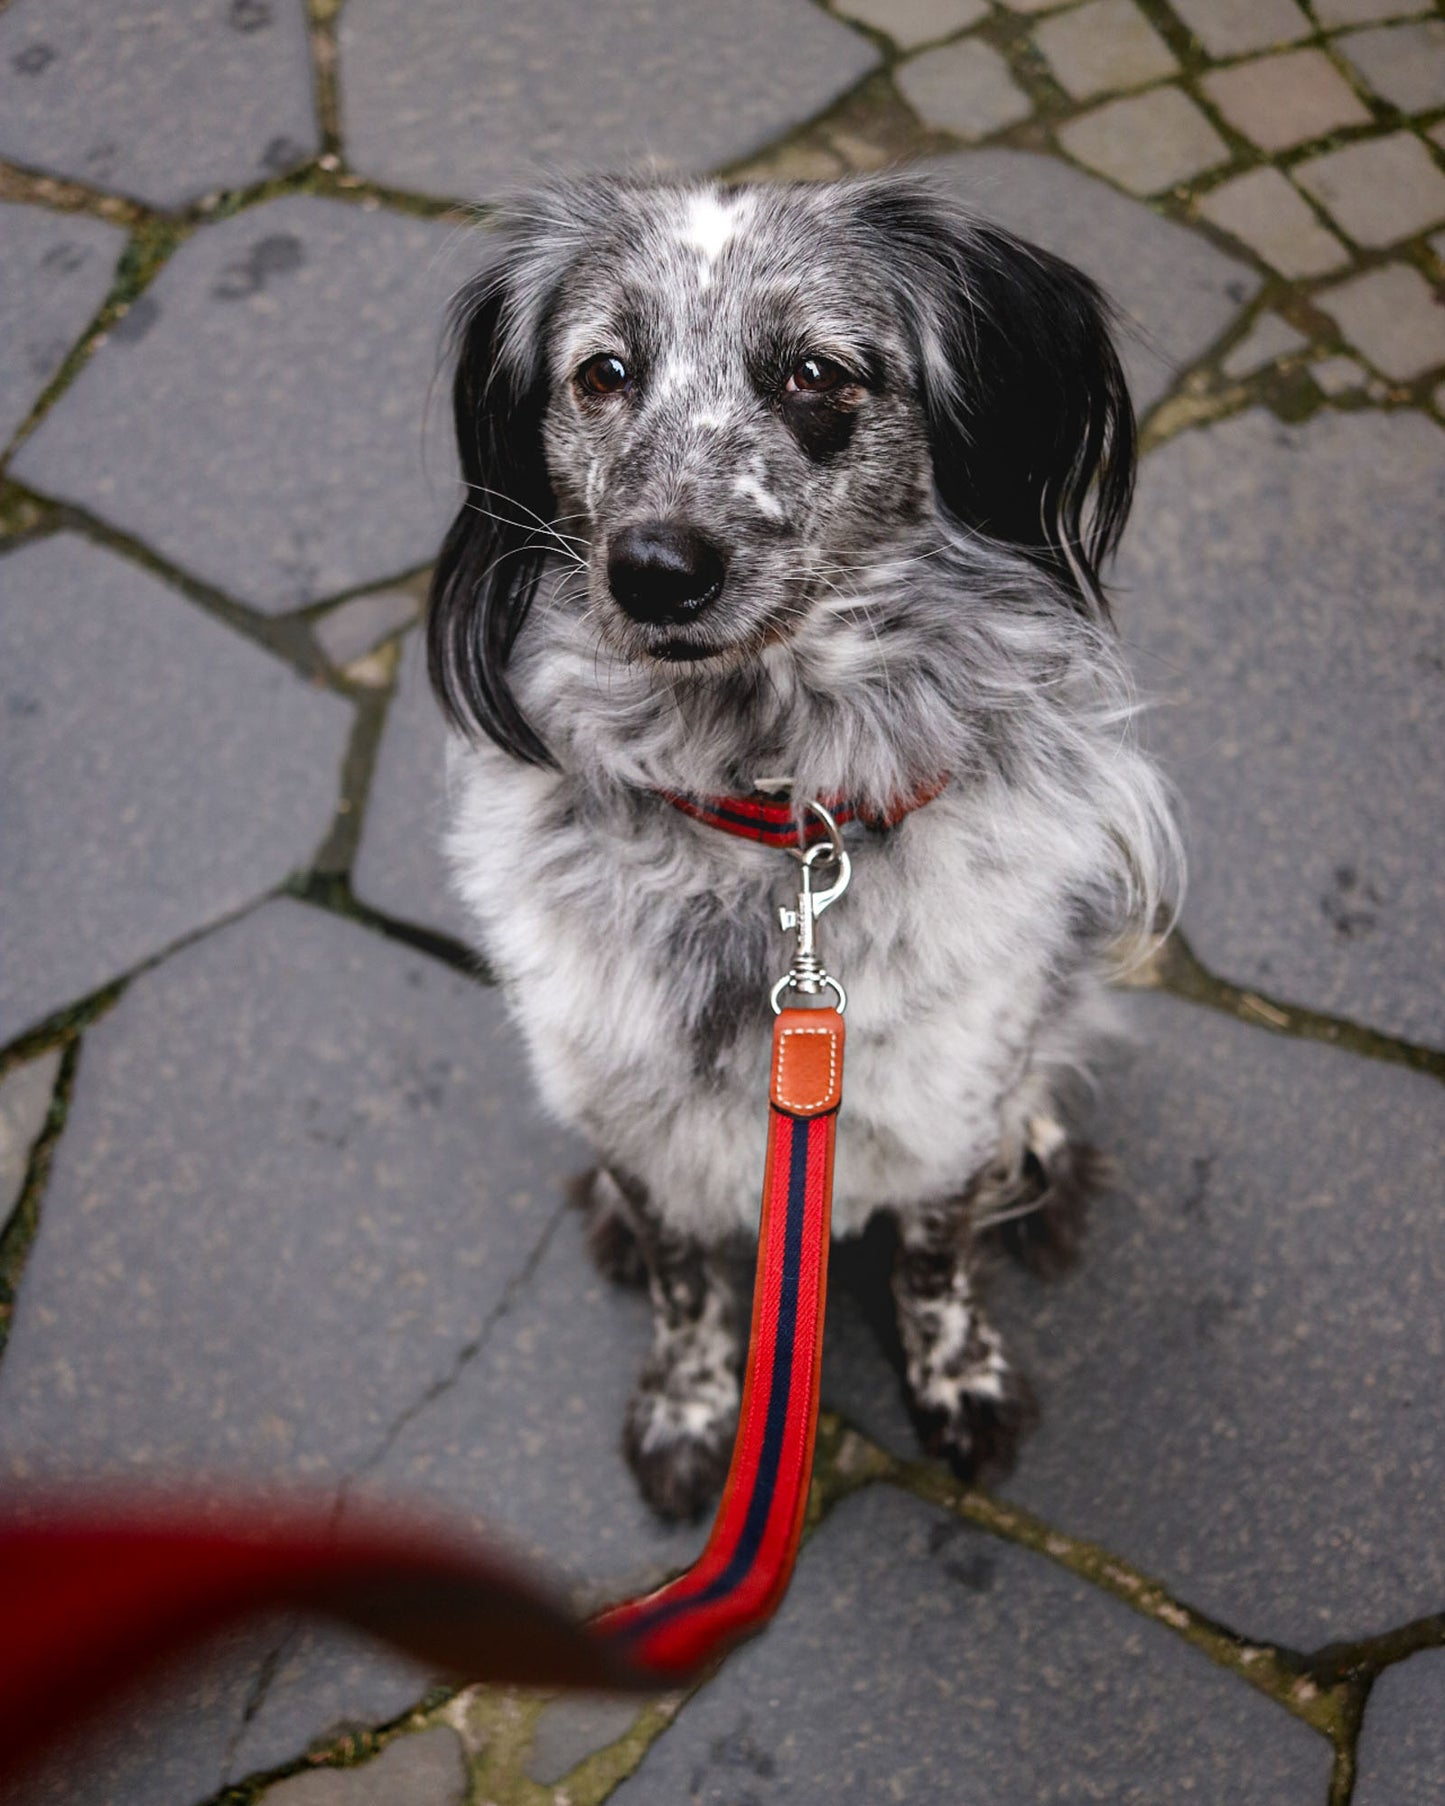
[773,1026,838,1113]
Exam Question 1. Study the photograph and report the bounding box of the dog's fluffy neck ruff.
[509,518,1173,939]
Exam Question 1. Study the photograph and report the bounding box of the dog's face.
[537,187,934,669]
[430,175,1135,764]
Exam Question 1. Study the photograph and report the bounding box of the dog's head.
[429,174,1135,764]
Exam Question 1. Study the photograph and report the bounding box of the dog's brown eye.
[579,354,630,396]
[787,356,844,394]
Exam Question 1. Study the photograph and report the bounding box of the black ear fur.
[427,261,559,766]
[862,186,1137,615]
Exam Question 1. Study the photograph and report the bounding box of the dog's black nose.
[607,523,726,626]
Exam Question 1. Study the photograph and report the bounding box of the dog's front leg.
[893,1196,1037,1481]
[585,1169,740,1520]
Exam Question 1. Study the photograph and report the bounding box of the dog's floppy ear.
[428,242,560,766]
[862,183,1136,615]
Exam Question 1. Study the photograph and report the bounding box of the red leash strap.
[592,1006,844,1674]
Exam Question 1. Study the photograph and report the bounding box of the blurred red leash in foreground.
[0,806,857,1787]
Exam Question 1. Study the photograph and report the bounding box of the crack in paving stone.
[286,872,493,984]
[0,501,337,682]
[1146,929,1445,1083]
[222,1628,299,1791]
[0,1032,83,1371]
[337,1195,571,1508]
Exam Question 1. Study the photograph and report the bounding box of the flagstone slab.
[609,1484,1331,1805]
[0,535,350,1047]
[10,196,466,614]
[0,202,125,450]
[352,631,476,946]
[0,0,319,209]
[1119,407,1445,1044]
[927,150,1259,409]
[1353,1649,1445,1806]
[993,993,1445,1650]
[339,0,878,202]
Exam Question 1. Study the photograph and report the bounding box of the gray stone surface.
[1120,409,1445,1042]
[929,149,1260,408]
[895,38,1034,139]
[0,0,320,209]
[1293,132,1445,249]
[0,535,350,1047]
[1353,1649,1445,1806]
[995,993,1445,1648]
[259,1726,468,1805]
[339,0,878,202]
[1317,262,1445,381]
[0,1047,60,1227]
[1058,86,1230,196]
[0,201,125,450]
[1169,0,1311,56]
[352,631,475,945]
[1338,20,1445,113]
[0,900,585,1800]
[1200,48,1371,153]
[11,196,465,614]
[313,587,420,669]
[610,1485,1332,1805]
[1033,0,1178,101]
[834,0,989,49]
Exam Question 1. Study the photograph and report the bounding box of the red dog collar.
[657,777,948,848]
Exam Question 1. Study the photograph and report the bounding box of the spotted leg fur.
[578,1168,740,1520]
[892,1193,1037,1481]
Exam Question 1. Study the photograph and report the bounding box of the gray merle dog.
[428,174,1181,1520]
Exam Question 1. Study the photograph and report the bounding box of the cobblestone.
[1167,0,1311,57]
[1197,166,1350,277]
[0,1048,60,1227]
[609,1486,1332,1804]
[1316,261,1445,380]
[1201,49,1372,153]
[1121,408,1445,1043]
[833,0,989,48]
[1057,86,1230,194]
[1032,0,1178,101]
[1310,351,1369,393]
[894,37,1033,139]
[0,0,320,209]
[0,203,125,451]
[10,197,464,615]
[1221,310,1309,377]
[1292,132,1445,249]
[0,536,350,1047]
[1315,0,1430,21]
[1353,1650,1445,1806]
[339,0,878,201]
[1337,19,1445,112]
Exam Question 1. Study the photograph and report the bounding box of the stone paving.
[1,2,1443,1803]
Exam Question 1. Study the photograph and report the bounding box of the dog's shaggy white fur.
[428,174,1181,1517]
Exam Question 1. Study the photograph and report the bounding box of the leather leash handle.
[592,1006,844,1673]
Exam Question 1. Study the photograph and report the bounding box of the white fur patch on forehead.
[677,189,755,287]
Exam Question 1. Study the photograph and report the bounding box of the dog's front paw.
[906,1349,1038,1484]
[622,1362,738,1521]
